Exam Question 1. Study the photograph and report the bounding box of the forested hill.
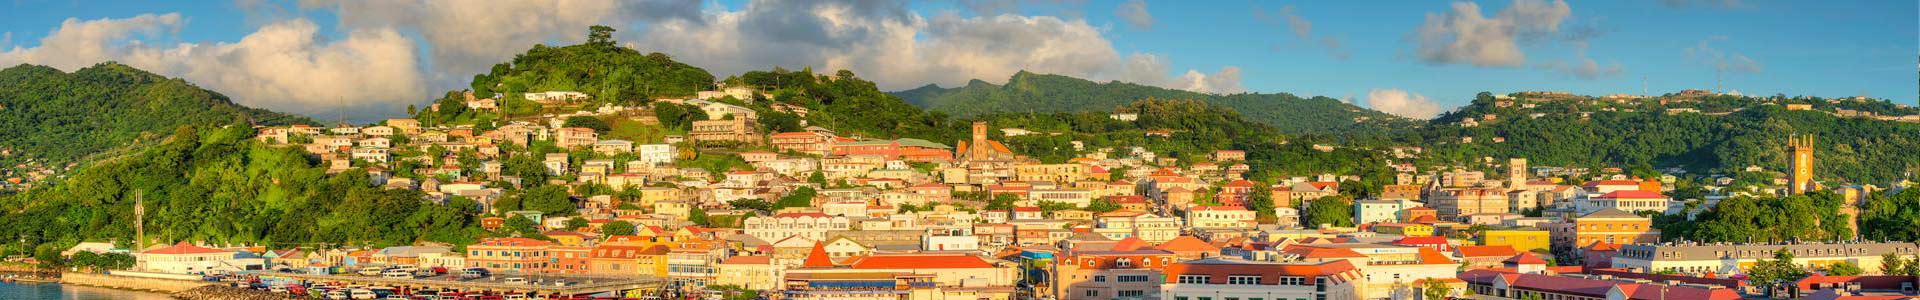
[0,63,312,174]
[465,26,716,106]
[1414,92,1920,184]
[889,71,1415,137]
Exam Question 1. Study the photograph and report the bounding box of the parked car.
[350,288,379,300]
[503,277,528,285]
[460,268,490,279]
[383,270,413,279]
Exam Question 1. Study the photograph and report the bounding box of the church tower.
[969,121,989,159]
[1788,134,1815,194]
[1508,158,1528,191]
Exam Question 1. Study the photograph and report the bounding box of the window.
[1228,275,1261,285]
[1178,275,1210,284]
[1094,275,1107,282]
[1277,276,1307,286]
[1117,258,1133,268]
[1085,290,1098,297]
[1118,275,1150,282]
[1118,290,1145,297]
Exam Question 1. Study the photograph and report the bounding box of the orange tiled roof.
[1456,245,1519,258]
[848,255,994,269]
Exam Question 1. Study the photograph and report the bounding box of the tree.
[503,215,541,237]
[777,187,818,209]
[1304,196,1355,228]
[689,206,711,227]
[1422,279,1453,300]
[728,199,775,212]
[1085,199,1122,213]
[1748,248,1809,291]
[587,25,616,46]
[1825,261,1864,276]
[517,185,577,216]
[601,220,636,236]
[985,193,1021,210]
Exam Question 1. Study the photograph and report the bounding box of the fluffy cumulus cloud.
[300,0,702,84]
[1115,0,1155,30]
[0,13,424,116]
[624,0,1241,93]
[1364,89,1445,119]
[0,0,1245,118]
[1413,0,1570,67]
[1685,38,1762,74]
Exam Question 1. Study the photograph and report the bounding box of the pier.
[251,271,665,296]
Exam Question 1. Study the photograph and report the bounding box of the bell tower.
[1788,134,1815,195]
[970,121,989,159]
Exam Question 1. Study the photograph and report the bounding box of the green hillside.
[890,71,1415,138]
[1415,92,1920,184]
[0,62,312,176]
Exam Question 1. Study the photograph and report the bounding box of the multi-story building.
[1546,208,1660,255]
[587,244,669,278]
[465,237,553,273]
[770,131,835,156]
[1430,188,1509,221]
[1185,206,1257,229]
[1160,258,1366,300]
[743,212,853,243]
[1575,190,1672,215]
[1458,267,1741,300]
[689,118,758,144]
[1611,241,1919,276]
[1014,164,1091,184]
[1353,199,1419,225]
[1478,229,1551,252]
[1052,249,1178,300]
[1094,212,1181,243]
[554,127,598,149]
[715,256,784,291]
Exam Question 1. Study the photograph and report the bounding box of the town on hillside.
[30,83,1919,300]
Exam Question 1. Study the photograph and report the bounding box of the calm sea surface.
[0,281,174,300]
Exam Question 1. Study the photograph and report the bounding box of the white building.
[743,212,852,243]
[637,144,675,166]
[138,242,251,274]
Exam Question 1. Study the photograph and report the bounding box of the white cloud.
[0,14,425,116]
[1685,38,1762,74]
[1115,0,1155,30]
[1413,0,1571,67]
[625,1,1242,93]
[1364,89,1445,119]
[301,0,699,85]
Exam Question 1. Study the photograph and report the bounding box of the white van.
[381,270,412,279]
[349,289,378,300]
[503,277,528,285]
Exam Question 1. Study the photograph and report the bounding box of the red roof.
[1583,180,1641,187]
[1111,237,1150,251]
[1393,236,1450,245]
[475,237,554,247]
[1154,236,1221,253]
[1163,259,1359,284]
[1598,190,1668,199]
[1584,242,1622,251]
[848,255,995,269]
[1457,245,1519,258]
[1504,252,1550,265]
[1282,246,1368,259]
[802,242,835,268]
[145,242,231,255]
[1416,248,1456,264]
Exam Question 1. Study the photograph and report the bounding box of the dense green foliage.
[1858,188,1920,242]
[0,125,486,257]
[1746,249,1810,291]
[0,63,311,172]
[730,68,951,140]
[960,99,1396,183]
[892,71,1415,138]
[1419,92,1920,184]
[1652,191,1854,243]
[467,29,715,105]
[1303,196,1355,228]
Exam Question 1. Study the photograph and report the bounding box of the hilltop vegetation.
[1414,92,1920,184]
[468,26,716,104]
[891,71,1415,139]
[0,63,312,175]
[0,125,486,260]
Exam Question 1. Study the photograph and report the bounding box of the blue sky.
[1,0,1914,120]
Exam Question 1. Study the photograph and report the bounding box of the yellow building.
[1013,163,1089,183]
[637,187,680,207]
[1478,230,1551,252]
[1373,223,1435,237]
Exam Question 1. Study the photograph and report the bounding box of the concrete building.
[1611,241,1919,276]
[1159,258,1365,300]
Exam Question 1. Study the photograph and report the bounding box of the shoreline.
[57,271,214,294]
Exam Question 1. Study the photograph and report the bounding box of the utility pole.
[134,190,145,251]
